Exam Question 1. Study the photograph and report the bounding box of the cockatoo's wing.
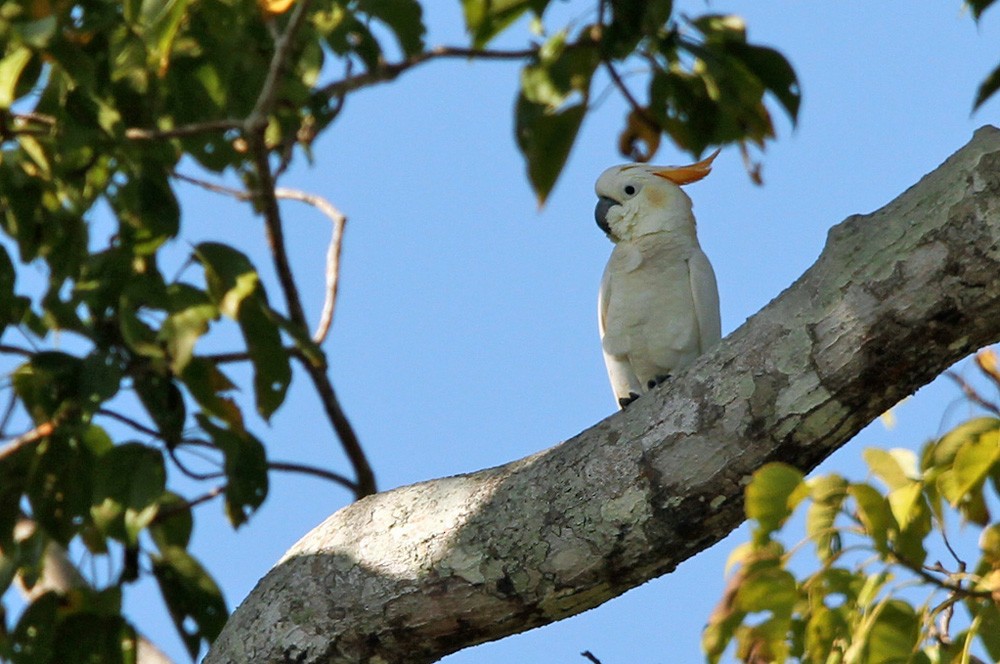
[599,265,643,405]
[689,247,721,353]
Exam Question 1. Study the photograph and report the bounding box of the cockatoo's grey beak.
[595,196,618,236]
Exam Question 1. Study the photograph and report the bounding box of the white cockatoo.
[594,150,722,409]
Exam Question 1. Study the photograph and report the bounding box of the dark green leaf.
[114,170,181,254]
[515,97,586,205]
[735,567,797,617]
[12,352,83,422]
[462,0,533,49]
[152,546,228,659]
[725,43,800,123]
[160,283,218,374]
[358,0,426,56]
[195,243,291,419]
[180,358,244,431]
[745,462,806,542]
[53,613,137,664]
[11,592,59,663]
[150,492,193,550]
[91,442,166,545]
[967,0,998,21]
[198,416,268,528]
[975,61,1000,110]
[133,368,186,447]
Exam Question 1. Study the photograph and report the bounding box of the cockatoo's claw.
[619,392,641,408]
[649,374,672,388]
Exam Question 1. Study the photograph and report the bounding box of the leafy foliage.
[0,0,996,660]
[705,349,1000,664]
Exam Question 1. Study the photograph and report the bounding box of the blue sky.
[9,1,1000,662]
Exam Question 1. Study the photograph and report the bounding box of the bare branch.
[945,370,1000,415]
[125,120,240,141]
[274,187,347,344]
[319,45,537,100]
[0,418,57,461]
[269,460,357,492]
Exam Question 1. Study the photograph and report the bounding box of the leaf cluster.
[705,350,1000,664]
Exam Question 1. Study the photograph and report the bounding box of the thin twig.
[0,343,34,357]
[97,408,161,439]
[602,59,659,133]
[152,485,226,525]
[244,0,315,135]
[0,419,57,461]
[290,348,375,497]
[125,120,240,141]
[202,350,254,364]
[945,370,1000,415]
[889,549,992,600]
[581,650,604,664]
[274,187,347,344]
[174,173,348,344]
[269,460,357,492]
[167,445,224,482]
[0,389,17,438]
[320,45,537,99]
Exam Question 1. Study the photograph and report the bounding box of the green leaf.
[462,0,533,49]
[806,473,848,562]
[150,491,194,550]
[198,416,268,528]
[358,0,426,56]
[114,170,181,253]
[0,46,32,109]
[925,417,999,469]
[194,245,290,418]
[736,567,797,617]
[864,447,917,491]
[725,43,800,124]
[849,482,893,555]
[975,601,1000,661]
[136,0,193,73]
[133,369,186,447]
[967,0,998,21]
[805,605,849,663]
[939,421,1000,505]
[160,283,218,374]
[745,462,806,542]
[865,600,919,664]
[91,443,167,545]
[11,592,59,662]
[180,358,244,431]
[515,97,586,205]
[886,481,923,531]
[12,15,58,48]
[152,546,228,660]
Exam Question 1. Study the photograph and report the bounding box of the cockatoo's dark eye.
[624,185,637,196]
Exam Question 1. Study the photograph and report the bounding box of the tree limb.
[206,127,1000,663]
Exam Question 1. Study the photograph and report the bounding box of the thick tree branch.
[206,127,1000,664]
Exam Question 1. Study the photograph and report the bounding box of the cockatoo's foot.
[647,374,672,389]
[618,392,641,408]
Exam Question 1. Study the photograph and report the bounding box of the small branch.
[0,388,17,438]
[274,187,347,344]
[125,120,240,141]
[319,45,537,100]
[167,445,224,482]
[269,460,357,492]
[945,370,1000,414]
[97,408,162,439]
[244,0,315,135]
[0,343,34,357]
[202,350,254,364]
[152,485,226,525]
[0,419,57,461]
[602,59,658,133]
[291,348,375,498]
[889,549,992,600]
[581,651,604,664]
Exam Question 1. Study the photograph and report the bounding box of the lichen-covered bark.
[206,127,1000,664]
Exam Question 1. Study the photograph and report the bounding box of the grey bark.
[206,126,1000,664]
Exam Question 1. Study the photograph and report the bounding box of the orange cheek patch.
[644,187,666,208]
